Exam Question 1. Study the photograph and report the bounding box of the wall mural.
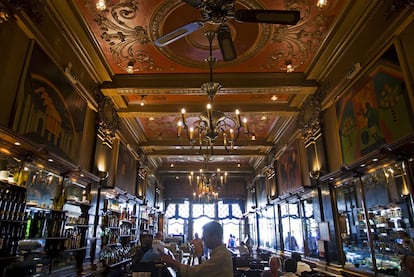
[277,140,302,197]
[115,143,137,195]
[12,44,87,163]
[336,47,414,164]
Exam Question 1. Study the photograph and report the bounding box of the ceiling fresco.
[70,0,348,186]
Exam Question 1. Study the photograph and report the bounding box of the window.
[281,202,303,252]
[166,200,244,245]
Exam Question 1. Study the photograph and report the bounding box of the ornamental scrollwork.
[96,92,119,147]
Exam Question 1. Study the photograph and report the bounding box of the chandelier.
[177,31,248,158]
[189,166,227,203]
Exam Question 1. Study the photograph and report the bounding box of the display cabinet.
[0,168,26,259]
[139,207,157,235]
[62,178,92,273]
[2,162,93,275]
[336,161,413,276]
[99,192,139,269]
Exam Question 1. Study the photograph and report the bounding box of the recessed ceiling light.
[14,142,21,146]
[96,0,106,11]
[372,158,378,162]
[48,158,54,162]
[271,95,278,101]
[149,117,154,121]
[360,163,366,167]
[316,0,328,8]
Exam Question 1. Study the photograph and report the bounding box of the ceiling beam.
[143,148,270,157]
[100,72,318,91]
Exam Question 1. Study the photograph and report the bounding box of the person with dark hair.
[291,252,312,275]
[238,241,249,256]
[191,232,204,265]
[159,221,233,277]
[283,258,298,277]
[398,230,414,253]
[228,234,236,250]
[285,232,298,251]
[131,233,173,276]
[244,234,253,253]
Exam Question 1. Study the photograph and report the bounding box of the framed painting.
[277,140,302,197]
[11,43,87,163]
[115,143,137,195]
[336,46,414,164]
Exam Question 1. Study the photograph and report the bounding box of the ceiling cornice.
[116,104,298,116]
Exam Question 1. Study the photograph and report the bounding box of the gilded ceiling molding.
[265,1,316,71]
[111,86,309,95]
[92,0,161,72]
[120,117,147,144]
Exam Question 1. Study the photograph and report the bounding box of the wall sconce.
[309,170,321,180]
[97,170,109,181]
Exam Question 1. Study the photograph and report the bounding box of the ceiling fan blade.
[235,9,300,25]
[182,0,205,9]
[154,21,204,47]
[217,25,237,62]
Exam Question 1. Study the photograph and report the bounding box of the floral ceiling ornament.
[93,0,160,72]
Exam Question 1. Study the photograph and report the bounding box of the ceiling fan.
[154,0,300,61]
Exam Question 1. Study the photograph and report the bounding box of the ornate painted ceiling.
[67,0,349,187]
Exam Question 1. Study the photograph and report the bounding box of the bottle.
[0,226,5,251]
[1,189,11,220]
[81,190,87,203]
[0,188,4,219]
[25,211,32,239]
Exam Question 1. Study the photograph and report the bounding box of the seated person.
[283,258,298,277]
[238,241,249,256]
[291,252,312,275]
[261,255,281,277]
[131,233,172,277]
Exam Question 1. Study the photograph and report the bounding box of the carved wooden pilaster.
[96,91,119,148]
[298,87,326,145]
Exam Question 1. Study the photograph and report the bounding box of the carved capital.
[298,87,326,143]
[96,92,119,147]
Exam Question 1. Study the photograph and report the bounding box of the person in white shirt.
[291,252,312,275]
[159,221,233,277]
[238,241,249,256]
